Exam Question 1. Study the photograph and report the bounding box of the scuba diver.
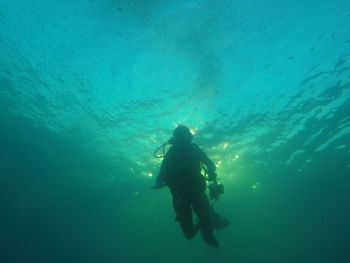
[152,125,229,248]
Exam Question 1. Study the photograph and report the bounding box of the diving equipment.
[153,140,171,158]
[209,181,224,201]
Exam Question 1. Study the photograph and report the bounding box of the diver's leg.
[192,192,219,247]
[192,192,214,233]
[172,194,198,239]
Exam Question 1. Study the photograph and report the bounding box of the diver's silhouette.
[153,125,221,247]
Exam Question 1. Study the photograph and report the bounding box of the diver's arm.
[195,145,217,181]
[204,157,217,182]
[152,171,165,189]
[152,175,164,189]
[152,156,168,189]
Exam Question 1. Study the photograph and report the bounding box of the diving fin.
[210,205,231,230]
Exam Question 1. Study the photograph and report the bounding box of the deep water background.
[1,0,350,262]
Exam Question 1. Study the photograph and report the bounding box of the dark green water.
[1,0,350,262]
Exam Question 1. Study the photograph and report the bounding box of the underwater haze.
[1,0,350,262]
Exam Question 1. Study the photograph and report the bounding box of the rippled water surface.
[1,1,350,262]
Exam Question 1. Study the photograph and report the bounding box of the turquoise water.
[1,0,350,262]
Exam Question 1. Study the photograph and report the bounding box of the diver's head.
[171,125,193,144]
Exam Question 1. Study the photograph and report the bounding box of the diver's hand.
[207,172,217,182]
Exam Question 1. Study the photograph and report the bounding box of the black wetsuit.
[157,142,216,238]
